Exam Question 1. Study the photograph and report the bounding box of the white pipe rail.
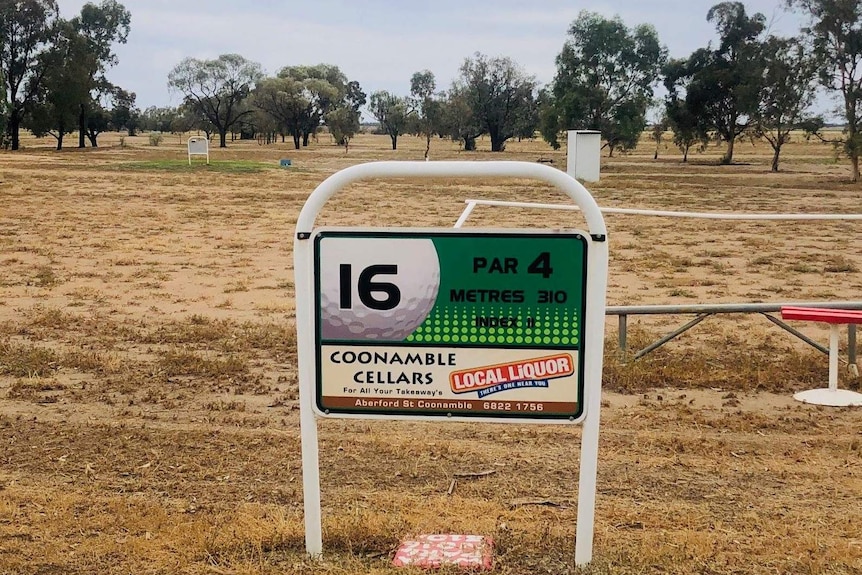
[457,198,862,222]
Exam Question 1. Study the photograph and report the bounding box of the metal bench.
[780,306,862,407]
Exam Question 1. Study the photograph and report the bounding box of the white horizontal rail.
[461,199,862,221]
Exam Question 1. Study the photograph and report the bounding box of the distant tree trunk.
[463,136,476,151]
[683,144,690,163]
[10,109,21,150]
[56,127,65,151]
[219,129,227,148]
[390,133,398,150]
[78,105,87,148]
[302,132,310,147]
[721,137,735,164]
[424,134,431,159]
[292,131,301,150]
[771,145,781,172]
[489,129,506,152]
[851,153,860,183]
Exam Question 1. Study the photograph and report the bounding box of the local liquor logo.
[449,354,575,398]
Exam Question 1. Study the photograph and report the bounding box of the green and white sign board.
[313,229,589,421]
[293,161,608,566]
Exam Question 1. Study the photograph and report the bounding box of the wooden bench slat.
[780,306,862,324]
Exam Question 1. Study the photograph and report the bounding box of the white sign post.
[567,130,601,182]
[187,136,209,165]
[293,161,608,565]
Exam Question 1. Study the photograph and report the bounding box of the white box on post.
[567,130,601,182]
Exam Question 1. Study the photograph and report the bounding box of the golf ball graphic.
[319,238,441,340]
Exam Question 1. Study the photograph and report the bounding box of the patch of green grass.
[112,160,277,174]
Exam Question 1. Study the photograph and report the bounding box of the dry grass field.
[0,130,861,574]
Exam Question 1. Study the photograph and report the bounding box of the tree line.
[0,0,131,150]
[4,1,862,179]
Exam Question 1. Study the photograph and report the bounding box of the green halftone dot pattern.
[405,307,579,347]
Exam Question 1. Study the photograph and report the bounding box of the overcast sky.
[55,0,819,114]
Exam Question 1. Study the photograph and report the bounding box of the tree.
[0,0,59,150]
[514,93,540,141]
[138,105,169,132]
[0,68,7,147]
[170,103,209,138]
[325,106,359,152]
[70,0,130,148]
[409,70,444,159]
[252,76,310,149]
[681,3,766,164]
[109,87,138,135]
[456,52,536,152]
[440,85,483,151]
[787,0,862,181]
[753,36,819,171]
[84,100,110,146]
[24,20,96,150]
[663,58,710,162]
[329,79,365,147]
[369,90,409,150]
[168,54,263,147]
[277,64,355,147]
[541,12,667,156]
[651,113,670,160]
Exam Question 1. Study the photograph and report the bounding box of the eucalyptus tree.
[109,87,138,135]
[24,20,96,149]
[409,70,444,159]
[753,36,819,172]
[252,76,313,149]
[663,58,711,162]
[0,69,7,144]
[325,106,360,151]
[0,0,59,150]
[439,85,483,151]
[369,90,410,150]
[786,0,862,181]
[456,52,535,152]
[168,54,264,147]
[70,0,130,147]
[680,2,767,164]
[541,11,666,156]
[277,64,362,146]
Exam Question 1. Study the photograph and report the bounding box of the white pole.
[829,325,839,392]
[293,235,323,557]
[575,235,608,565]
[453,202,477,229]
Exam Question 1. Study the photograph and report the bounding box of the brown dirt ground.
[0,131,861,574]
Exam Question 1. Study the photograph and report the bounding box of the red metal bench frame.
[780,306,862,406]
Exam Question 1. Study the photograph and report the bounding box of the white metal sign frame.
[293,161,609,565]
[187,136,209,165]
